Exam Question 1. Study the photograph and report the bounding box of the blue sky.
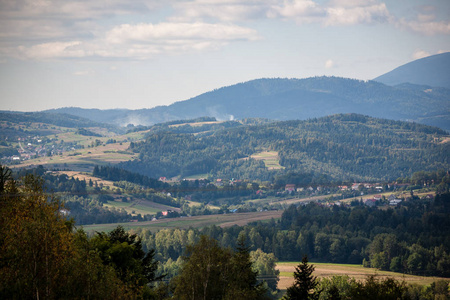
[0,0,449,111]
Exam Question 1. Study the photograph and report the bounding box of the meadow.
[276,262,449,289]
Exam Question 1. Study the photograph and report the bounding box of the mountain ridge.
[44,76,450,131]
[374,52,450,89]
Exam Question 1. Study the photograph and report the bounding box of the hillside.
[374,52,450,89]
[121,114,450,182]
[44,77,450,131]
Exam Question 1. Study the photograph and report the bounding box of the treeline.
[76,128,102,137]
[0,111,106,129]
[135,193,450,277]
[122,114,449,181]
[93,165,169,189]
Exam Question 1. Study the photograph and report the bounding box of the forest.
[133,192,450,278]
[122,114,449,181]
[1,166,449,299]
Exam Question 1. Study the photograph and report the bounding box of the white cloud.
[325,59,334,68]
[269,0,325,24]
[412,49,430,60]
[398,19,450,35]
[325,2,391,26]
[8,22,260,60]
[15,41,85,59]
[170,1,269,22]
[105,22,260,44]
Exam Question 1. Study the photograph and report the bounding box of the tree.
[91,226,162,296]
[226,235,267,300]
[173,235,232,300]
[0,166,160,299]
[172,235,268,300]
[0,174,76,299]
[251,248,280,291]
[284,255,320,300]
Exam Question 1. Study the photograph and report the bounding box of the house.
[364,199,376,207]
[373,195,382,201]
[389,199,402,206]
[339,185,349,191]
[351,183,362,190]
[285,184,296,193]
[388,194,396,201]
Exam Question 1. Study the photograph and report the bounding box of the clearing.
[250,151,284,170]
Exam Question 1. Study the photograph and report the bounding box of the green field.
[276,262,449,289]
[82,210,283,233]
[250,151,284,170]
[104,198,178,216]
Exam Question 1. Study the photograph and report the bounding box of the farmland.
[276,262,450,289]
[82,210,283,233]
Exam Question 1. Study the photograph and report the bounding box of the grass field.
[276,262,449,289]
[82,210,283,233]
[16,142,136,171]
[251,151,284,170]
[104,198,180,216]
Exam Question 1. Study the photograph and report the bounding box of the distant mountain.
[46,77,450,131]
[374,52,450,89]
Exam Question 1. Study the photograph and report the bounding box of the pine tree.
[284,255,320,300]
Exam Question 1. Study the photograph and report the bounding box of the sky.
[0,0,449,112]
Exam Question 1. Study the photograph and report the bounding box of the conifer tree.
[284,255,320,300]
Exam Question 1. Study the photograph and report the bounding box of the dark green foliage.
[91,226,162,292]
[76,127,102,137]
[318,275,408,300]
[93,165,169,189]
[122,114,449,181]
[0,169,148,299]
[284,255,320,300]
[172,235,267,300]
[138,192,450,278]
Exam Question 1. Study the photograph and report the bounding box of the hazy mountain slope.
[46,77,450,131]
[374,52,450,89]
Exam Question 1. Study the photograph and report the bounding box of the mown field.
[276,262,449,289]
[82,210,283,233]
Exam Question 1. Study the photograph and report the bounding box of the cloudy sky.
[0,0,449,111]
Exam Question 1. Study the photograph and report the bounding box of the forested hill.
[120,114,449,182]
[0,111,110,129]
[44,76,450,131]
